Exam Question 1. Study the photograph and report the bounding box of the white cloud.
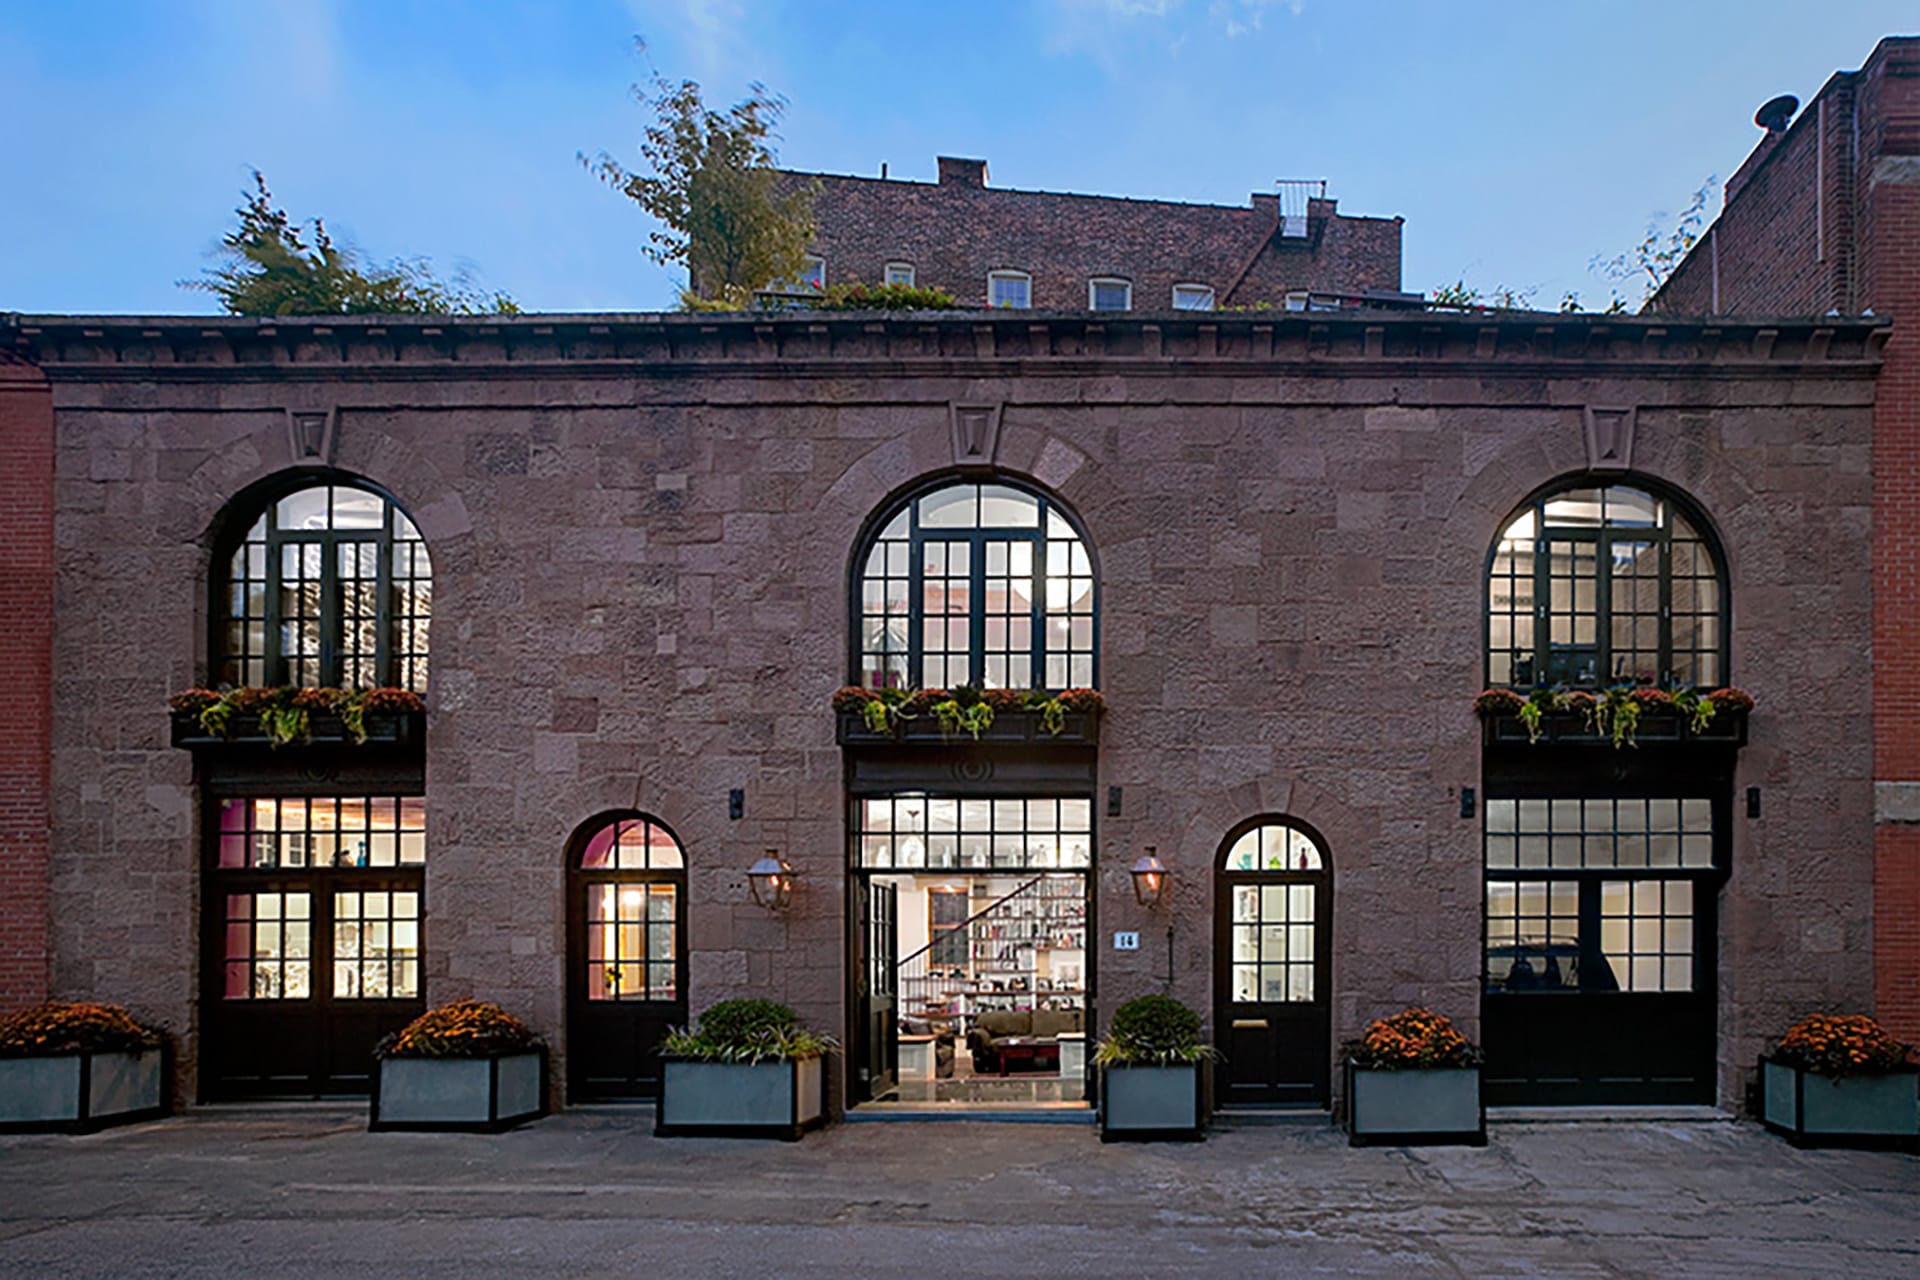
[630,0,753,83]
[189,0,342,104]
[1209,0,1303,39]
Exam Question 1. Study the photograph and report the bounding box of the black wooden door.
[202,872,424,1098]
[854,879,898,1101]
[1483,874,1718,1105]
[567,876,687,1101]
[1213,823,1333,1107]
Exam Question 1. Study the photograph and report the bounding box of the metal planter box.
[1345,1062,1486,1147]
[1480,708,1747,749]
[1100,1063,1207,1142]
[656,1057,826,1141]
[370,1049,547,1133]
[171,709,423,750]
[835,709,1098,747]
[1760,1057,1920,1151]
[0,1048,170,1134]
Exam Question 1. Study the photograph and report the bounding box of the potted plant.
[369,1000,547,1133]
[1760,1013,1918,1150]
[0,1002,170,1133]
[1096,995,1212,1142]
[657,999,835,1140]
[1343,1007,1486,1147]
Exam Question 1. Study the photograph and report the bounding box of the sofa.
[967,1008,1084,1074]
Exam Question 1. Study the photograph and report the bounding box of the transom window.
[218,480,432,691]
[1487,482,1723,688]
[855,480,1096,690]
[574,814,685,1003]
[1485,794,1716,996]
[988,271,1031,309]
[1089,278,1132,311]
[856,794,1093,870]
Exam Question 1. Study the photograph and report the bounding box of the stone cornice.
[2,310,1888,382]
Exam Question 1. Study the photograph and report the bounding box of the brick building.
[783,158,1407,311]
[0,306,1884,1119]
[1654,34,1920,1043]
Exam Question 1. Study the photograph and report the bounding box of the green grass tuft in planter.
[370,1000,547,1133]
[657,1000,835,1140]
[1343,1007,1485,1147]
[0,1002,171,1133]
[1096,995,1214,1142]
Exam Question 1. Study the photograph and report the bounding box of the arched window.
[1487,482,1725,689]
[854,479,1096,691]
[215,479,432,691]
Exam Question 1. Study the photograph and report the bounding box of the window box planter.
[1480,707,1748,749]
[171,709,424,750]
[835,708,1099,747]
[1759,1056,1920,1151]
[656,1056,826,1141]
[1345,1061,1486,1147]
[369,1047,547,1133]
[1100,1063,1207,1142]
[0,1046,171,1134]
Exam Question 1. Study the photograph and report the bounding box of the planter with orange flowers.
[1475,685,1752,749]
[833,685,1104,746]
[1760,1014,1918,1150]
[170,686,426,751]
[1342,1008,1485,1147]
[369,1001,547,1133]
[0,1002,171,1134]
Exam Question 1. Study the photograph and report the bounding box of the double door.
[202,870,424,1097]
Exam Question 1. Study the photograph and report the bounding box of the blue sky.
[2,1,1914,315]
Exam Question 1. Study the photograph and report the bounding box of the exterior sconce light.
[1131,848,1168,908]
[748,850,796,911]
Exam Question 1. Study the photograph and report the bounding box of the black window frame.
[1484,477,1730,690]
[211,473,431,691]
[847,475,1100,691]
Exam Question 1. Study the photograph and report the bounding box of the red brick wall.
[794,165,1403,309]
[0,353,53,1012]
[1660,37,1920,1041]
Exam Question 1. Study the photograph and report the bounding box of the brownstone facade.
[1656,35,1920,1042]
[791,158,1404,309]
[1,308,1884,1113]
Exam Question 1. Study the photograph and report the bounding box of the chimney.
[938,156,988,188]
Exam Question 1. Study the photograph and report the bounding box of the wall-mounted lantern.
[747,850,796,911]
[1130,848,1168,908]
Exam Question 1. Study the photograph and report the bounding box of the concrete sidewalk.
[1,1108,1915,1278]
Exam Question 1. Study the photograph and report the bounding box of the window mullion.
[1594,532,1612,687]
[263,527,285,686]
[1657,536,1674,685]
[907,529,925,687]
[1028,529,1045,690]
[318,533,342,688]
[374,533,395,689]
[969,531,987,687]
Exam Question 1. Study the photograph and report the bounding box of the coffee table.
[993,1037,1061,1077]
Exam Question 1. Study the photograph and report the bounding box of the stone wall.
[8,309,1882,1109]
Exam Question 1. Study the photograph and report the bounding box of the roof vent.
[1755,94,1798,135]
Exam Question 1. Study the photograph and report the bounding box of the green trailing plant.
[1519,688,1564,744]
[1037,697,1066,736]
[1669,685,1716,734]
[933,698,994,739]
[1094,995,1215,1067]
[660,998,836,1063]
[1603,685,1641,749]
[815,281,959,311]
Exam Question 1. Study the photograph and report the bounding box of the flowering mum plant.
[1343,1008,1483,1070]
[1709,687,1755,713]
[377,1000,544,1060]
[1771,1013,1914,1078]
[1473,688,1526,716]
[0,1002,165,1058]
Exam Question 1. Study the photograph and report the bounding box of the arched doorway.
[565,813,688,1101]
[1213,817,1332,1107]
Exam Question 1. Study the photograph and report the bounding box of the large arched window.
[1487,482,1725,689]
[216,479,432,691]
[854,479,1096,690]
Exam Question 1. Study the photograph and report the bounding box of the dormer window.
[1173,284,1215,311]
[988,271,1031,309]
[1089,278,1132,311]
[885,262,916,287]
[799,255,826,290]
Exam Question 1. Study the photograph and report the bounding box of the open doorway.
[849,794,1094,1111]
